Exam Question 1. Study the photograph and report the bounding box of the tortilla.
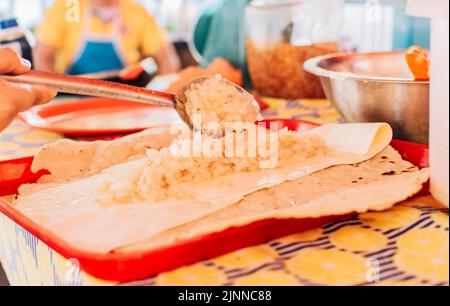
[118,146,429,253]
[189,123,393,207]
[31,123,391,183]
[11,123,424,254]
[13,145,429,254]
[31,126,175,183]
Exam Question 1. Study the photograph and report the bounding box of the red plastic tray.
[0,120,430,282]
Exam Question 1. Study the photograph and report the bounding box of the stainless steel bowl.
[304,51,430,144]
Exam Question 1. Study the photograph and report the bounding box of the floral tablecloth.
[0,98,448,286]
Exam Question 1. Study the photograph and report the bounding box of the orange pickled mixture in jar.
[247,41,339,99]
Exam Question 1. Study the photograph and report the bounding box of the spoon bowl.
[174,76,253,130]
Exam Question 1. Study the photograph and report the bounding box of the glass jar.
[245,0,343,99]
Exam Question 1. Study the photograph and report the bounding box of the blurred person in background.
[34,0,180,75]
[193,0,250,74]
[0,48,55,132]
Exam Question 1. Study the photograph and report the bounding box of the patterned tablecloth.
[0,98,448,286]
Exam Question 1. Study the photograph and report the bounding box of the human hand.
[0,48,56,131]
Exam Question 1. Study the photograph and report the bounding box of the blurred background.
[0,0,429,68]
[0,0,432,286]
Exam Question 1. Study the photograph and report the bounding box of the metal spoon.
[2,70,237,129]
[173,76,254,132]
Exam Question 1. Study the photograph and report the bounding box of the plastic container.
[0,17,33,63]
[407,0,449,207]
[0,120,430,283]
[245,0,343,99]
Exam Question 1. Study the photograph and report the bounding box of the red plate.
[19,98,182,137]
[0,120,430,282]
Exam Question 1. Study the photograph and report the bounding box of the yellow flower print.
[213,245,278,269]
[2,124,29,135]
[17,234,40,285]
[36,243,55,286]
[3,218,18,264]
[300,117,326,125]
[318,108,342,119]
[0,154,16,162]
[286,108,312,116]
[0,142,20,152]
[395,252,449,282]
[156,264,227,286]
[0,216,13,262]
[275,228,323,244]
[15,262,29,286]
[394,228,449,282]
[370,280,425,286]
[359,206,422,230]
[261,97,287,111]
[53,251,82,285]
[396,228,448,255]
[13,147,41,158]
[233,270,299,286]
[9,269,20,286]
[14,131,61,144]
[329,226,388,252]
[302,99,332,108]
[429,212,449,228]
[0,231,9,259]
[286,249,367,286]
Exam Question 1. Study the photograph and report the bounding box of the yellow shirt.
[36,0,167,73]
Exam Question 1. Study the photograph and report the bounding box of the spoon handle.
[2,70,175,108]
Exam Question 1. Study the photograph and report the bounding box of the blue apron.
[67,5,126,75]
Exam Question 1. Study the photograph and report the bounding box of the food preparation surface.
[0,98,448,286]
